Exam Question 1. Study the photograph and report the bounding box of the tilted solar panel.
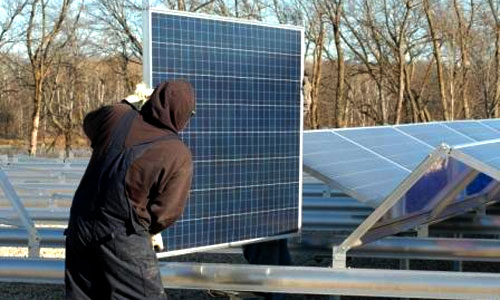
[304,119,500,219]
[143,9,303,255]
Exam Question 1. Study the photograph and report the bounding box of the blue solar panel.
[145,10,302,254]
[304,120,500,243]
[304,119,500,216]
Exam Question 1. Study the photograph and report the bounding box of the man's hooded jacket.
[81,81,195,234]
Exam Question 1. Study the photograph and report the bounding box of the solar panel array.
[304,119,500,210]
[145,10,303,254]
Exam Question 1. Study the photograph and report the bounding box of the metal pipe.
[0,228,64,247]
[0,209,69,221]
[1,259,499,299]
[298,236,500,261]
[162,262,500,300]
[0,259,63,284]
[303,197,372,210]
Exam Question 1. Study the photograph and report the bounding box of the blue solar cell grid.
[149,11,302,252]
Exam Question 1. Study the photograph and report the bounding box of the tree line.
[0,0,499,156]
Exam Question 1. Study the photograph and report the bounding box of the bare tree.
[341,0,391,124]
[0,0,29,50]
[322,0,346,127]
[299,0,326,129]
[26,0,79,156]
[94,0,142,59]
[423,0,450,120]
[487,0,500,117]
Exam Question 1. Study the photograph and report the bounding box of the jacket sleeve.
[148,149,193,235]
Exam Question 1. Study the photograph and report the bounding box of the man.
[302,71,312,118]
[65,80,195,300]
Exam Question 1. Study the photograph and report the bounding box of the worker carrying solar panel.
[64,81,196,300]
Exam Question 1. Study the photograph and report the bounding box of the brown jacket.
[83,81,195,234]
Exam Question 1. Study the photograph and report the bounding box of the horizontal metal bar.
[0,259,63,284]
[303,197,372,210]
[3,226,500,262]
[160,262,500,299]
[0,209,69,222]
[298,236,500,261]
[1,259,499,299]
[0,228,64,247]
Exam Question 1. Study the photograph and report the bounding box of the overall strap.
[107,109,138,152]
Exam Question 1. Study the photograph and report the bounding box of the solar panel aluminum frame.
[451,139,500,183]
[142,6,305,257]
[304,119,500,210]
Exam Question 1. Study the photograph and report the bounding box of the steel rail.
[0,259,499,299]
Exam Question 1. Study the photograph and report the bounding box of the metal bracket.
[416,225,429,238]
[329,147,447,269]
[332,246,347,269]
[0,169,41,258]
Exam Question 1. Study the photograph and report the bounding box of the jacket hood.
[140,81,195,134]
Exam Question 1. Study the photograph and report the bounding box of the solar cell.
[144,9,303,255]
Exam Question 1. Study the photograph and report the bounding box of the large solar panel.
[143,9,303,255]
[305,121,500,248]
[304,119,500,211]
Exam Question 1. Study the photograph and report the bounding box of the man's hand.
[151,233,164,252]
[125,82,154,109]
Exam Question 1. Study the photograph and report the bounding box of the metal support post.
[417,225,429,238]
[332,246,346,269]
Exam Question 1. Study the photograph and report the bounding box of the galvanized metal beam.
[1,259,499,299]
